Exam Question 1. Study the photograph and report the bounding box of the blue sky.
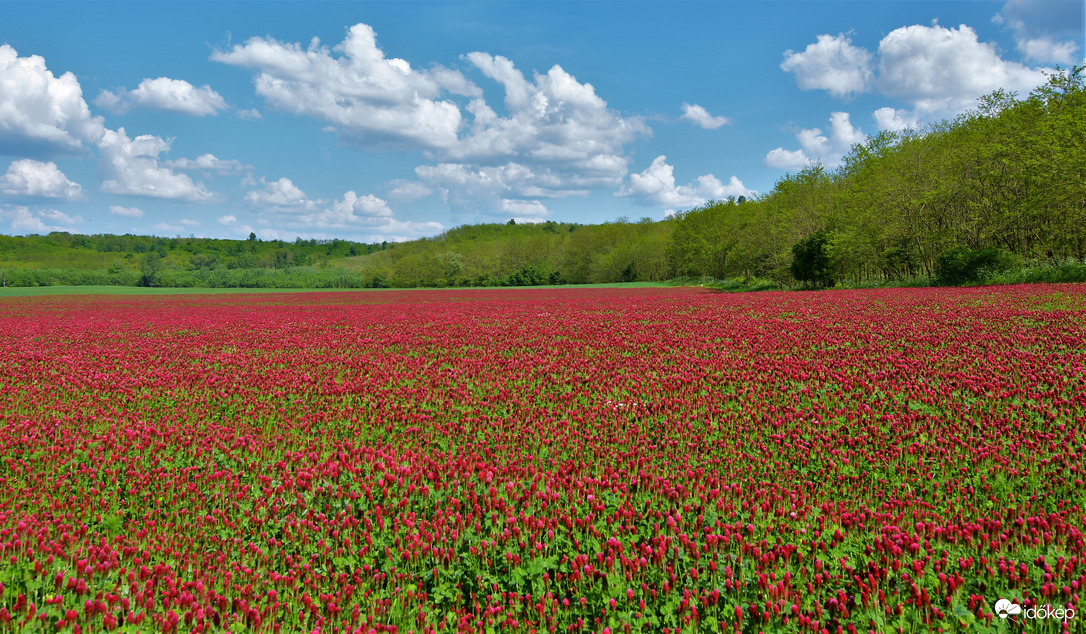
[1,1,1082,243]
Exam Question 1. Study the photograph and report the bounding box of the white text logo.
[995,599,1075,622]
[995,599,1021,619]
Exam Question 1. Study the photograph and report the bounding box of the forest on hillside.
[2,67,1083,290]
[0,233,383,288]
[670,67,1085,288]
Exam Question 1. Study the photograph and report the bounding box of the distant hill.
[0,233,381,288]
[333,219,673,288]
[0,219,675,289]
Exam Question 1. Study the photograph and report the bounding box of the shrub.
[790,230,836,288]
[501,266,547,287]
[934,246,1013,285]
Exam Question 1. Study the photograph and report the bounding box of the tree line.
[667,66,1085,288]
[2,67,1082,290]
[348,219,672,288]
[353,67,1085,290]
[0,233,384,288]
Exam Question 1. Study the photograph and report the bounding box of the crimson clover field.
[0,285,1083,634]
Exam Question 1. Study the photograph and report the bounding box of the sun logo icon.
[995,599,1022,619]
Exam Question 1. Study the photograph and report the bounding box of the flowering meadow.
[0,285,1084,634]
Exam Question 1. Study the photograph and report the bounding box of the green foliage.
[1,70,1082,292]
[701,276,780,292]
[667,200,737,279]
[984,259,1086,285]
[500,265,547,287]
[0,267,140,287]
[934,245,1014,285]
[139,251,164,287]
[790,230,836,287]
[340,219,675,288]
[662,66,1085,288]
[0,232,380,288]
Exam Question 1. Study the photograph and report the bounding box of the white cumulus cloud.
[98,128,213,200]
[299,190,395,229]
[165,153,251,174]
[244,177,317,211]
[417,162,589,200]
[416,161,596,222]
[0,44,105,153]
[872,107,920,132]
[1017,37,1080,65]
[618,155,752,210]
[780,23,1056,137]
[680,103,732,129]
[96,77,227,116]
[763,148,812,171]
[876,24,1047,116]
[995,0,1083,64]
[411,52,644,220]
[0,159,83,199]
[453,53,646,167]
[0,46,222,204]
[500,198,551,222]
[765,112,865,169]
[386,179,434,203]
[109,205,144,218]
[781,33,874,99]
[1,205,83,233]
[212,24,469,150]
[214,23,648,219]
[244,175,443,240]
